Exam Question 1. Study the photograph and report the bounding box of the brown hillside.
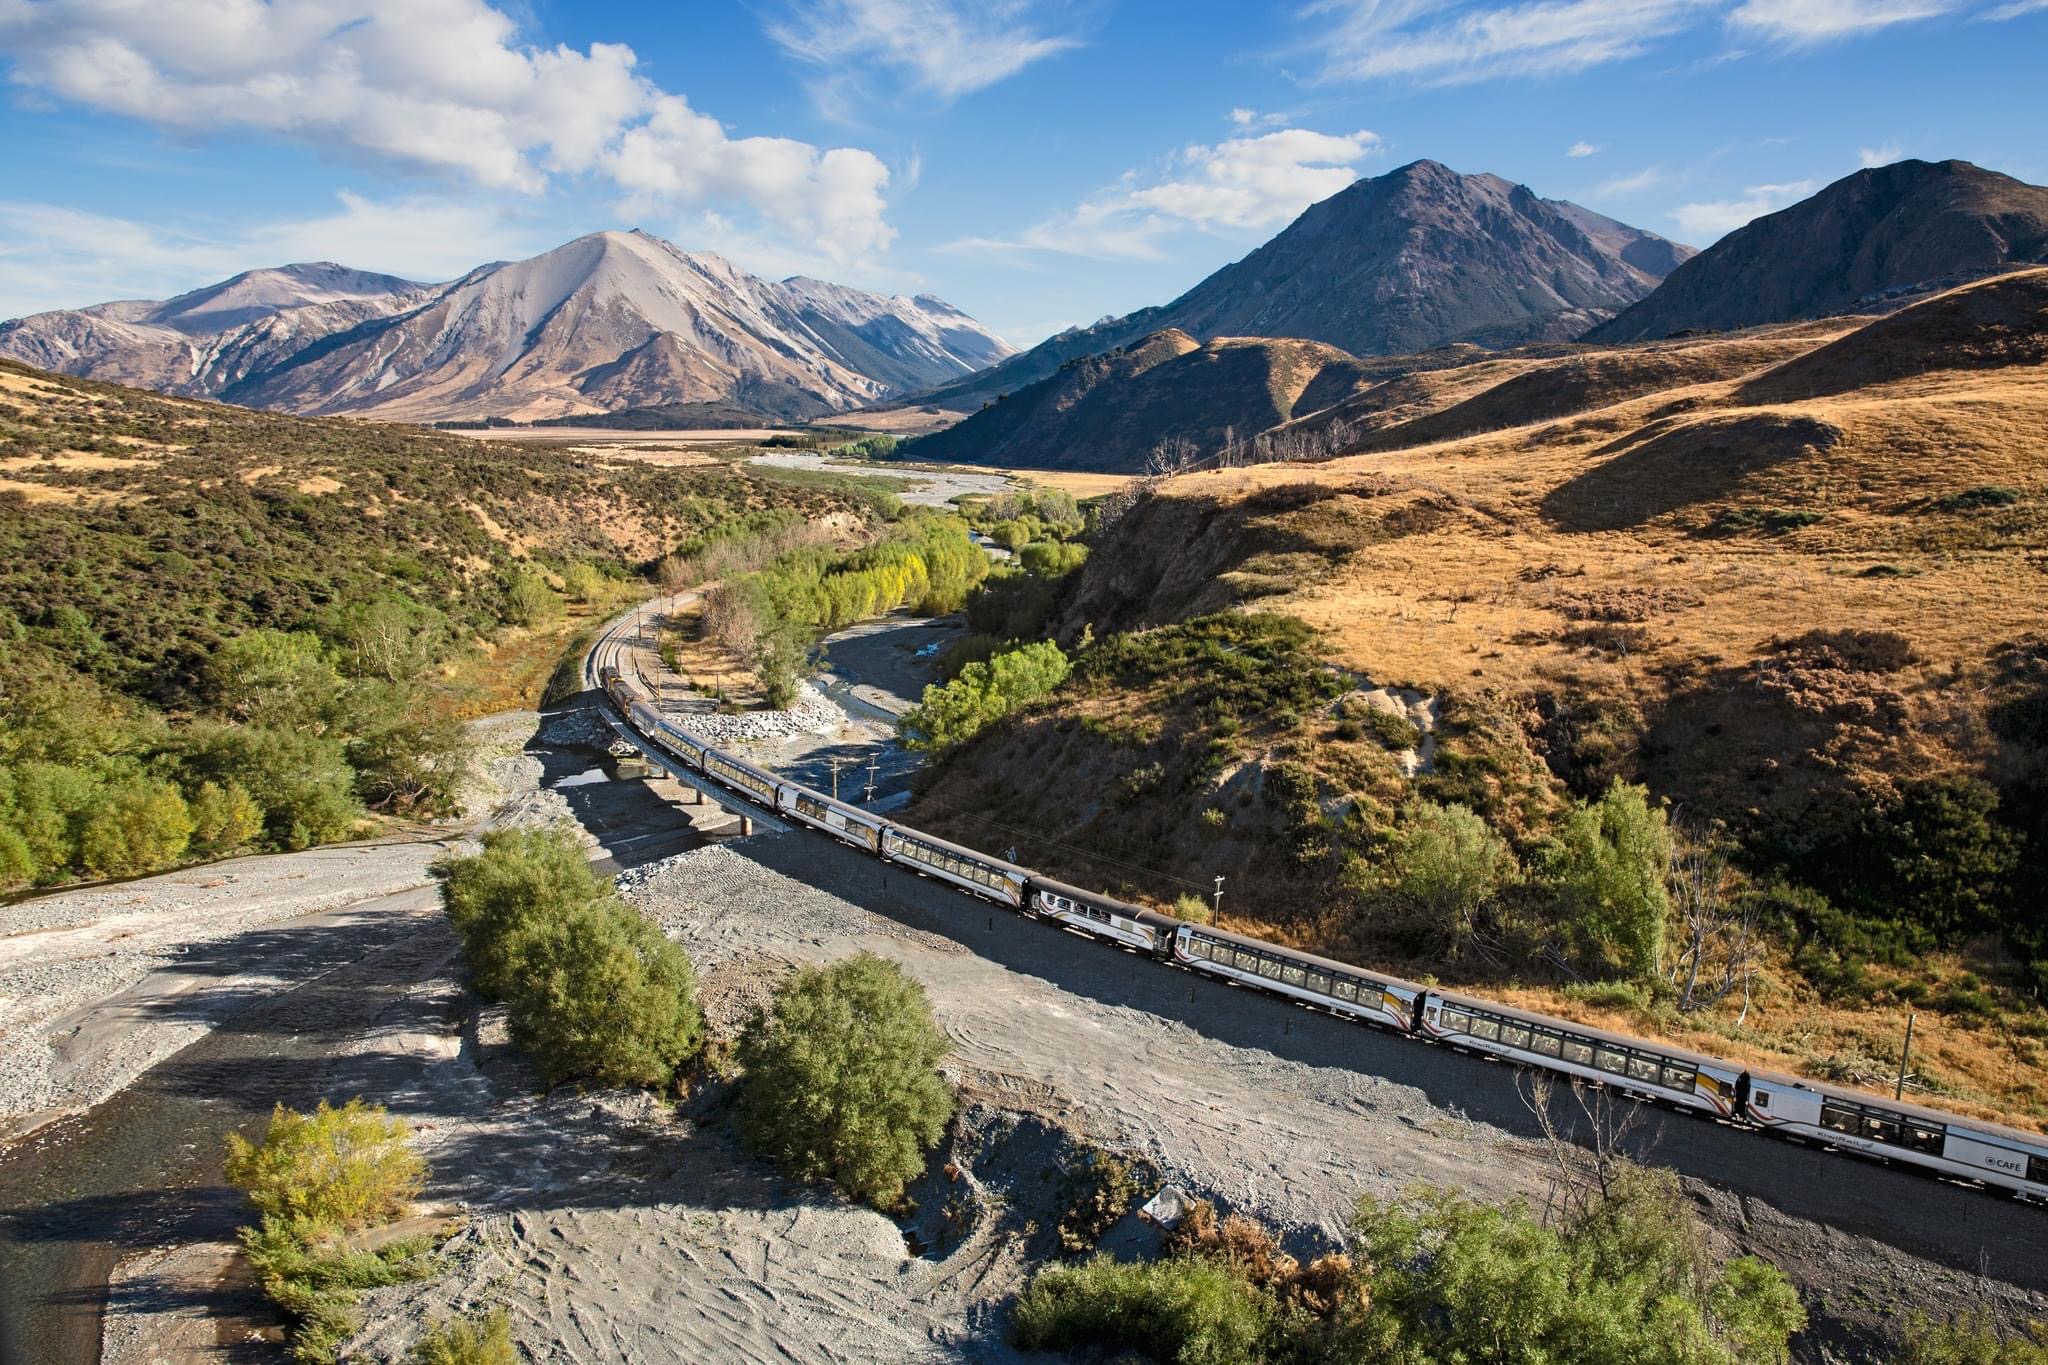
[911,273,2048,1128]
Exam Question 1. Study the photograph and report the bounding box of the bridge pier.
[740,814,754,836]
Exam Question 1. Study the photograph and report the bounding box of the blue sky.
[1,0,2044,346]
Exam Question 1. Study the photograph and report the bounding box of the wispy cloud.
[1567,140,1602,157]
[0,0,898,266]
[1979,0,2048,17]
[765,0,1078,102]
[0,193,542,318]
[1595,165,1671,195]
[1299,0,1717,86]
[948,126,1382,261]
[1727,0,1958,43]
[1669,178,1817,239]
[1859,141,1904,166]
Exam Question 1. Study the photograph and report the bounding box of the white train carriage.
[1744,1071,2048,1198]
[779,783,885,853]
[1025,876,1175,953]
[880,824,1028,908]
[647,718,710,770]
[1175,924,1424,1032]
[1420,991,1741,1116]
[702,748,781,808]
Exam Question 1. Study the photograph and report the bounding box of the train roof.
[1427,987,1741,1074]
[1027,875,1182,930]
[884,820,1033,878]
[1182,920,1429,994]
[783,781,885,825]
[1747,1067,2048,1151]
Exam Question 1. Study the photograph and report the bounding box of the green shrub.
[899,640,1070,751]
[437,826,702,1089]
[1540,781,1670,981]
[201,629,343,732]
[502,567,561,627]
[77,772,193,876]
[1018,540,1088,579]
[1561,979,1656,1012]
[1172,893,1214,924]
[241,1215,440,1364]
[735,953,954,1207]
[1358,705,1424,751]
[224,1098,426,1231]
[1011,1255,1277,1365]
[1897,1312,2048,1363]
[1382,799,1517,954]
[1056,1145,1155,1253]
[560,561,606,604]
[178,724,361,850]
[188,779,265,856]
[410,1308,517,1365]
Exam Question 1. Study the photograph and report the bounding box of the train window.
[1441,1009,1471,1033]
[1332,979,1357,1002]
[1561,1038,1594,1066]
[2029,1155,2048,1185]
[1627,1056,1661,1084]
[1306,972,1332,997]
[1280,964,1307,987]
[1751,1091,1770,1110]
[1863,1116,1903,1146]
[1904,1125,1943,1154]
[1530,1032,1561,1058]
[1662,1065,1696,1091]
[1186,939,1211,960]
[1470,1017,1501,1041]
[1596,1048,1629,1075]
[1820,1103,1859,1135]
[1500,1025,1532,1049]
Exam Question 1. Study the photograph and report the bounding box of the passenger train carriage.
[881,824,1028,908]
[779,782,885,853]
[1176,924,1423,1033]
[595,658,2048,1207]
[1026,876,1176,953]
[1422,991,1741,1116]
[1745,1071,2048,1197]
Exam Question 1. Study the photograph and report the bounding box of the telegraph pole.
[1212,874,1225,919]
[828,756,843,801]
[863,754,879,805]
[1896,1010,1917,1100]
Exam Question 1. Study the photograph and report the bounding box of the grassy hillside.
[905,270,2048,1128]
[0,360,870,888]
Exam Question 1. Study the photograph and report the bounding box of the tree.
[347,708,473,816]
[502,895,703,1089]
[1897,1313,2048,1364]
[1543,781,1671,981]
[1011,1256,1276,1365]
[560,561,606,604]
[179,725,360,850]
[735,953,954,1207]
[329,597,446,683]
[502,567,561,628]
[410,1309,516,1365]
[1383,799,1518,957]
[202,629,344,733]
[1018,541,1088,579]
[188,779,265,856]
[437,826,611,999]
[1667,824,1763,1016]
[898,640,1070,751]
[225,1098,425,1231]
[78,773,194,876]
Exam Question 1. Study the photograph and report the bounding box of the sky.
[0,0,2043,347]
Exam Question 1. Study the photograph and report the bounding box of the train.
[601,666,2048,1203]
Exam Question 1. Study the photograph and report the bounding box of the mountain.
[908,330,1383,472]
[0,231,1012,423]
[1585,160,2048,343]
[913,160,1692,411]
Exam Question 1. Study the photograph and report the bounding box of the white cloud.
[953,126,1383,260]
[0,0,898,266]
[1568,140,1602,156]
[1859,141,1904,166]
[1301,0,1717,86]
[0,193,541,317]
[1230,107,1258,125]
[1727,0,1957,42]
[1595,165,1670,195]
[1669,179,1816,239]
[1980,0,2048,16]
[765,0,1076,100]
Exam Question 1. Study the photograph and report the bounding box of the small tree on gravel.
[735,952,954,1208]
[438,826,606,1000]
[225,1097,425,1231]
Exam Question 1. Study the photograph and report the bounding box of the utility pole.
[1212,874,1225,919]
[828,756,842,801]
[863,754,879,806]
[1896,1010,1917,1100]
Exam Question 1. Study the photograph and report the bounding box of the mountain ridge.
[910,160,1692,412]
[0,231,1012,423]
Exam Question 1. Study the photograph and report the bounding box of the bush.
[410,1308,517,1365]
[1053,1144,1153,1254]
[202,629,344,732]
[1357,704,1424,751]
[1018,540,1088,579]
[502,567,561,627]
[1933,485,2022,513]
[1540,781,1670,981]
[188,779,265,856]
[179,724,361,850]
[1172,892,1214,924]
[560,561,606,604]
[437,826,702,1089]
[1382,799,1517,954]
[1011,1255,1276,1365]
[1897,1313,2048,1363]
[77,772,193,876]
[735,953,954,1207]
[899,640,1070,751]
[224,1098,426,1231]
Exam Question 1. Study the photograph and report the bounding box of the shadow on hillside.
[1539,412,1838,532]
